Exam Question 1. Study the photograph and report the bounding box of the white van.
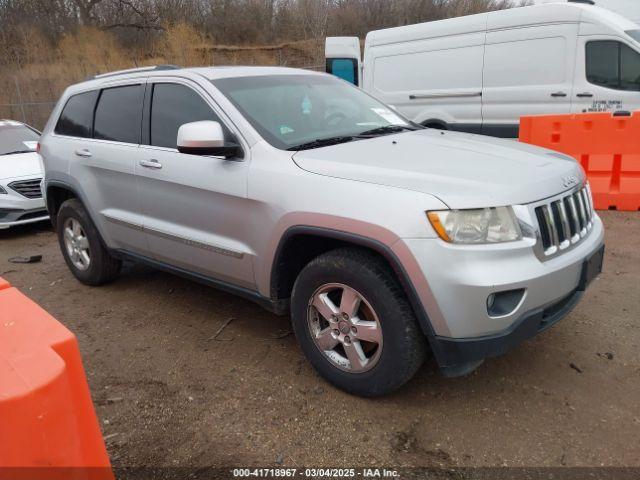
[326,1,640,137]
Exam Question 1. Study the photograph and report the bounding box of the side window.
[54,90,99,138]
[94,85,144,144]
[620,43,640,91]
[149,83,224,149]
[327,58,358,86]
[586,41,620,89]
[587,41,640,91]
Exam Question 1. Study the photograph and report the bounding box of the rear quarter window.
[54,90,99,138]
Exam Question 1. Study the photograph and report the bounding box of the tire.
[291,247,427,397]
[56,198,121,286]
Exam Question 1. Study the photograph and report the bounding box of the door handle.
[74,148,92,158]
[577,92,594,98]
[139,159,162,170]
[551,92,568,97]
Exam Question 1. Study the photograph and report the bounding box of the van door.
[326,37,361,86]
[482,24,577,137]
[572,37,640,114]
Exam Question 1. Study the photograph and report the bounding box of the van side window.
[54,90,99,138]
[586,41,640,91]
[94,85,144,144]
[327,58,358,86]
[149,83,224,149]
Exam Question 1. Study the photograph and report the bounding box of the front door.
[572,37,640,115]
[136,80,255,288]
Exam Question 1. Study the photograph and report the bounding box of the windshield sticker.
[371,108,407,125]
[23,141,37,150]
[301,95,312,115]
[279,125,295,135]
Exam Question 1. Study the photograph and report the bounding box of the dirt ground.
[1,211,639,469]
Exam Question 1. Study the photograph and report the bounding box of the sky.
[531,0,640,23]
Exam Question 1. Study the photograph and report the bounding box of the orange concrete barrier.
[0,277,113,480]
[519,111,640,211]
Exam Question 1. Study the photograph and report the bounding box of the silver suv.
[40,66,605,396]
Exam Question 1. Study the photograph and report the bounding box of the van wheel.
[290,248,426,397]
[56,198,121,286]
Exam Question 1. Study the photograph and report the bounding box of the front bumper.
[0,207,49,229]
[399,213,605,371]
[0,177,48,229]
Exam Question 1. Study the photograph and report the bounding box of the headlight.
[427,207,522,244]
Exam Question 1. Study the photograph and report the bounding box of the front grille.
[534,186,594,257]
[8,178,42,199]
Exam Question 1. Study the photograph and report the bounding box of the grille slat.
[575,191,587,232]
[8,178,43,199]
[541,204,559,249]
[557,200,572,245]
[535,186,593,257]
[565,196,580,239]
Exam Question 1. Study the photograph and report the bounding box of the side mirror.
[177,121,243,159]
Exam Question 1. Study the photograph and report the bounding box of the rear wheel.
[291,248,427,397]
[56,198,121,285]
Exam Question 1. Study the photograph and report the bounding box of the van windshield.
[212,74,416,150]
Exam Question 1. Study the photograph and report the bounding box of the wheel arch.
[269,226,440,343]
[45,180,80,226]
[421,119,449,130]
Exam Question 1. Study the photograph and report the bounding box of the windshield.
[212,74,412,150]
[0,122,39,156]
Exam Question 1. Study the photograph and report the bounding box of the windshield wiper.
[287,136,358,151]
[357,125,419,137]
[1,150,34,156]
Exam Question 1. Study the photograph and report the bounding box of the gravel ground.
[1,211,639,469]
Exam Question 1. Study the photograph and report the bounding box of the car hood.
[0,152,42,180]
[292,129,584,209]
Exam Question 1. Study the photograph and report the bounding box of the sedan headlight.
[427,207,522,244]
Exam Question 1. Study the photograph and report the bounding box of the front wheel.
[291,248,427,397]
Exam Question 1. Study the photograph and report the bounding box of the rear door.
[136,79,255,288]
[55,82,149,253]
[572,37,640,114]
[482,24,577,137]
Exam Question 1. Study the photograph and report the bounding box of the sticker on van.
[587,100,623,113]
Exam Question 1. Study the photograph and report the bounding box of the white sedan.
[0,120,49,229]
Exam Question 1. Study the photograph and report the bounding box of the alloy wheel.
[307,283,383,373]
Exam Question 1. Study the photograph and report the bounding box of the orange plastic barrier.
[519,111,640,211]
[0,277,113,480]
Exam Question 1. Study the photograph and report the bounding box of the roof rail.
[92,65,181,80]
